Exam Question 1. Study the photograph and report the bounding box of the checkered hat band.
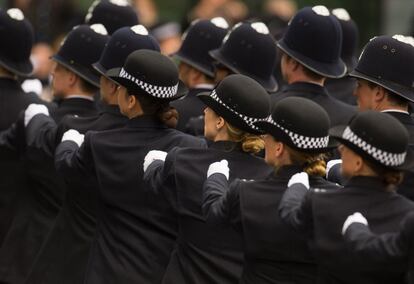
[119,68,178,98]
[266,116,329,149]
[210,90,264,130]
[342,126,406,166]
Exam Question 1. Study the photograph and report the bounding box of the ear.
[274,141,285,157]
[109,80,118,95]
[354,154,364,173]
[216,116,226,131]
[128,93,137,110]
[68,71,78,87]
[374,85,386,103]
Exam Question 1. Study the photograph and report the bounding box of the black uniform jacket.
[144,141,273,284]
[203,165,340,284]
[0,97,98,284]
[345,213,414,283]
[325,77,357,106]
[54,115,206,284]
[0,78,47,245]
[270,82,357,127]
[279,176,414,284]
[24,104,127,284]
[171,86,211,134]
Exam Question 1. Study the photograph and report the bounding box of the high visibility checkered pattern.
[119,68,178,98]
[266,116,329,149]
[342,126,406,166]
[210,90,264,130]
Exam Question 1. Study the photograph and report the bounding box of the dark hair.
[79,77,99,94]
[283,52,324,81]
[366,81,408,108]
[127,89,170,121]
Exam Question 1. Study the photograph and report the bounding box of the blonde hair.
[365,160,404,190]
[286,145,327,177]
[226,123,264,154]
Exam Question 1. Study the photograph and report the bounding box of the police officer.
[0,24,109,284]
[55,50,205,283]
[329,35,414,200]
[171,17,229,134]
[0,8,47,245]
[202,97,340,283]
[280,111,414,283]
[85,0,139,34]
[143,74,273,283]
[23,25,160,284]
[271,5,356,127]
[325,8,359,105]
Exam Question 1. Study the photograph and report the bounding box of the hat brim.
[277,40,347,79]
[255,119,338,153]
[173,52,215,78]
[92,62,108,78]
[0,55,33,77]
[197,90,263,135]
[349,69,414,103]
[52,54,100,88]
[329,125,414,171]
[106,67,187,101]
[209,49,279,93]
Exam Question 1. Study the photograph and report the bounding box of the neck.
[376,103,409,113]
[287,74,325,86]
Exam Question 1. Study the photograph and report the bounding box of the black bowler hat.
[174,18,229,78]
[330,111,414,170]
[197,74,271,134]
[106,49,187,100]
[93,25,160,76]
[52,24,109,87]
[209,22,278,92]
[0,8,34,76]
[350,35,414,102]
[332,8,359,72]
[277,5,346,78]
[255,97,337,153]
[85,0,138,35]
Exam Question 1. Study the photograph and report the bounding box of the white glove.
[24,104,49,126]
[288,172,309,190]
[207,159,229,180]
[143,150,168,173]
[342,212,368,235]
[326,159,342,178]
[61,129,84,147]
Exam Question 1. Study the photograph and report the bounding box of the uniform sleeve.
[278,183,314,235]
[0,112,25,152]
[143,147,179,209]
[202,175,242,230]
[25,114,59,158]
[326,162,346,185]
[54,132,95,182]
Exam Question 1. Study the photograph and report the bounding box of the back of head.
[0,8,34,76]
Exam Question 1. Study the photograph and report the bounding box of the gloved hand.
[24,104,49,126]
[207,159,229,180]
[326,159,342,179]
[61,129,84,147]
[342,212,368,235]
[143,150,168,173]
[288,172,309,190]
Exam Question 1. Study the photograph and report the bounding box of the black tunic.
[24,104,127,284]
[279,176,414,284]
[325,77,357,106]
[171,86,211,134]
[0,78,47,245]
[55,115,206,283]
[0,97,98,284]
[203,165,340,284]
[270,82,356,127]
[144,141,273,284]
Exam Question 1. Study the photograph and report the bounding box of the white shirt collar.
[66,94,94,101]
[194,83,214,90]
[381,109,409,115]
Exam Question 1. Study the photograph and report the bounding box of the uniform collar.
[127,115,167,129]
[274,164,304,178]
[65,94,94,101]
[382,109,410,115]
[210,140,243,152]
[344,176,387,191]
[382,110,414,125]
[194,83,214,90]
[282,81,328,96]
